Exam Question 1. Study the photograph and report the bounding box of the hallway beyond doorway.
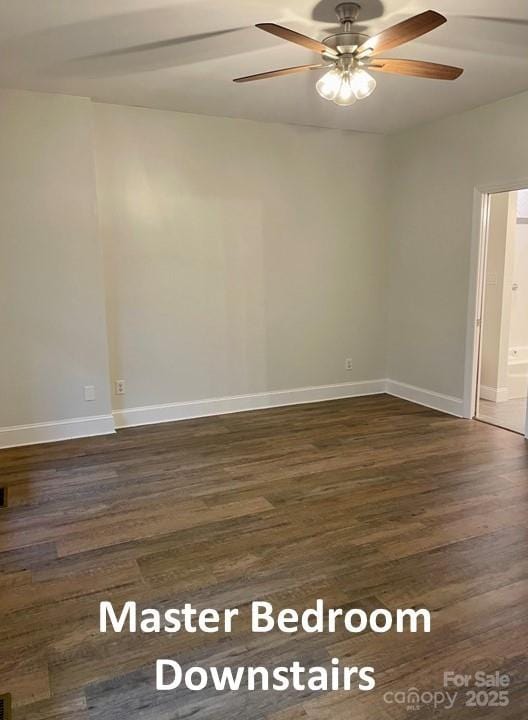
[479,397,527,434]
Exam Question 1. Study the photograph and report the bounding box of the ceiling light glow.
[316,66,376,106]
[315,68,342,101]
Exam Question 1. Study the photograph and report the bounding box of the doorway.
[474,189,528,434]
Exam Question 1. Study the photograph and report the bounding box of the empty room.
[0,1,527,718]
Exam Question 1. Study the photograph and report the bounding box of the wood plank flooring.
[0,395,527,719]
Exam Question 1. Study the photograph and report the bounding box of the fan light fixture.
[316,65,376,105]
[234,4,464,109]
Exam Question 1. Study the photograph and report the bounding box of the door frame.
[463,177,528,438]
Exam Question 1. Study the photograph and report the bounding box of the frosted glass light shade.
[350,68,377,99]
[316,68,342,101]
[333,71,357,106]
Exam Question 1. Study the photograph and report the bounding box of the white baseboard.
[479,385,509,403]
[385,380,464,417]
[0,378,466,449]
[113,380,387,429]
[0,414,115,449]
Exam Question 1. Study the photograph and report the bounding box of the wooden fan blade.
[357,10,447,57]
[369,58,463,80]
[256,23,338,57]
[234,64,326,83]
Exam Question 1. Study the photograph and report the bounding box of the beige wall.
[3,84,528,440]
[0,90,112,428]
[93,104,388,411]
[387,90,528,401]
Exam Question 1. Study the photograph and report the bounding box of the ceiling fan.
[234,3,464,106]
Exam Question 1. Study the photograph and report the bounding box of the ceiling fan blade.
[234,64,326,83]
[369,58,463,80]
[256,23,338,57]
[357,10,447,57]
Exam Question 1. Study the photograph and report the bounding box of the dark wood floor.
[1,395,527,719]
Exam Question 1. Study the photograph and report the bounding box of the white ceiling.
[1,0,528,133]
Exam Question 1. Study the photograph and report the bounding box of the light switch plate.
[84,385,96,401]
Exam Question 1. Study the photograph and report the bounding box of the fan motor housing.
[322,32,369,56]
[335,2,361,25]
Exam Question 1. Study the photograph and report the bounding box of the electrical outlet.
[84,385,96,401]
[345,359,354,371]
[115,380,126,395]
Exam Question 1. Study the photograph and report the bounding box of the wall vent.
[0,693,12,720]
